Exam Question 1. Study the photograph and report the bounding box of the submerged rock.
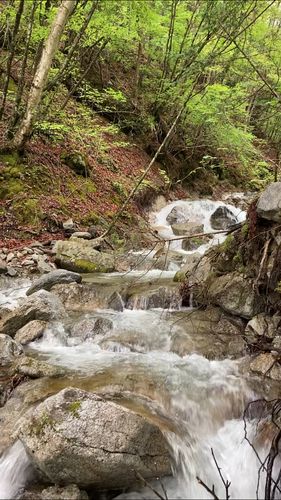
[12,356,64,379]
[26,269,82,296]
[20,387,171,489]
[127,285,182,310]
[14,320,48,345]
[210,206,238,230]
[41,485,88,500]
[0,291,66,337]
[0,334,22,365]
[256,182,281,222]
[53,239,115,273]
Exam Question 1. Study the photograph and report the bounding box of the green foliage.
[69,401,81,418]
[111,181,127,199]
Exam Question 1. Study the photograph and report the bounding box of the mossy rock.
[61,151,89,177]
[182,237,204,251]
[12,198,43,225]
[173,271,186,283]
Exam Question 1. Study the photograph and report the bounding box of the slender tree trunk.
[61,38,108,110]
[9,2,37,133]
[13,0,77,150]
[0,0,24,121]
[132,35,144,106]
[46,0,99,92]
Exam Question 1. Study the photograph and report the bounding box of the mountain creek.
[0,189,281,500]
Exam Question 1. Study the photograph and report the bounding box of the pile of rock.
[0,242,56,276]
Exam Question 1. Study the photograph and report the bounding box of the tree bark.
[0,0,24,121]
[9,1,37,133]
[46,0,99,92]
[13,0,77,150]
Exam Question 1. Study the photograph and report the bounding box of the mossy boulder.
[182,237,204,251]
[53,238,115,273]
[61,151,89,177]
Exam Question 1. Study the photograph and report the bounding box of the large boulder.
[0,334,22,365]
[53,239,115,273]
[51,283,111,311]
[256,182,281,222]
[61,152,89,177]
[210,206,238,230]
[20,388,171,489]
[171,222,203,236]
[0,291,66,337]
[206,273,264,319]
[26,270,82,296]
[14,320,48,345]
[250,353,281,381]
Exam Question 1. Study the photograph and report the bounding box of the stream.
[0,198,277,499]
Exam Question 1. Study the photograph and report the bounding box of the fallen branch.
[132,469,166,500]
[253,238,271,292]
[152,228,237,243]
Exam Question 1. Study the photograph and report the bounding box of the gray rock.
[0,334,23,365]
[20,388,171,489]
[257,182,281,222]
[107,291,124,311]
[26,269,82,296]
[63,219,75,231]
[51,283,107,311]
[166,207,187,225]
[12,356,64,379]
[173,253,201,282]
[245,313,280,343]
[22,259,35,266]
[0,260,7,274]
[14,320,47,345]
[70,232,91,240]
[6,267,17,277]
[0,291,66,337]
[53,239,115,273]
[72,317,113,341]
[37,257,55,274]
[153,249,184,271]
[171,222,203,236]
[41,484,88,500]
[250,353,281,381]
[182,236,204,251]
[207,273,264,319]
[127,286,182,310]
[87,226,99,239]
[210,206,238,230]
[6,252,15,263]
[62,152,89,176]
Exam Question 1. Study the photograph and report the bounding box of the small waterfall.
[0,441,34,500]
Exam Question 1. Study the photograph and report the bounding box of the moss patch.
[69,401,81,417]
[74,259,107,273]
[173,271,186,283]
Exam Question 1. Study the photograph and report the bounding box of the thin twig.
[197,476,220,500]
[132,469,166,500]
[211,448,231,500]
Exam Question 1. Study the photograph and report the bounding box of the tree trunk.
[13,0,76,150]
[0,0,24,121]
[9,2,37,133]
[46,0,99,92]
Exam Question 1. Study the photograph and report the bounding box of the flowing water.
[0,198,277,499]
